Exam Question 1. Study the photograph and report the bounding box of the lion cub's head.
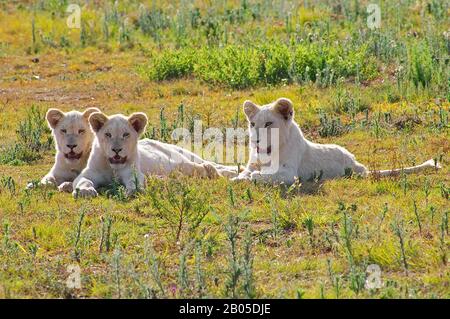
[46,107,100,164]
[243,98,295,154]
[89,112,148,168]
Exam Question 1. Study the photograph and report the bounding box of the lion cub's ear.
[273,98,294,121]
[46,109,65,129]
[89,112,109,132]
[82,107,101,120]
[243,100,260,119]
[128,112,148,135]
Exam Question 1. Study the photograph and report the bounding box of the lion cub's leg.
[250,166,297,185]
[232,162,259,181]
[58,181,73,193]
[177,162,221,179]
[215,166,239,178]
[27,173,57,189]
[72,169,110,198]
[72,176,98,198]
[118,168,145,196]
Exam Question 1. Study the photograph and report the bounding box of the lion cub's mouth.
[65,151,83,160]
[109,155,127,165]
[257,145,272,154]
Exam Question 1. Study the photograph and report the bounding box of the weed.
[409,43,433,89]
[302,216,315,248]
[0,176,16,196]
[148,179,210,245]
[391,219,408,272]
[413,201,422,235]
[194,241,206,298]
[72,208,86,262]
[0,105,52,165]
[242,227,255,299]
[318,111,346,137]
[99,215,113,253]
[144,239,165,297]
[439,213,447,265]
[224,214,241,298]
[111,247,122,298]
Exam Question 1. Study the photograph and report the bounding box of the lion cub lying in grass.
[27,107,100,192]
[73,111,237,198]
[233,98,441,185]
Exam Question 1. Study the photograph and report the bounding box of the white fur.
[73,112,238,198]
[233,98,441,185]
[27,107,99,192]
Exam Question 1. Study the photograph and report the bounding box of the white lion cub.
[72,111,232,198]
[233,98,441,185]
[28,107,100,192]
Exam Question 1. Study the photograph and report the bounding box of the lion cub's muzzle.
[65,151,83,160]
[109,155,127,165]
[257,145,272,154]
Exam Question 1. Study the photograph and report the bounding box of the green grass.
[0,0,449,299]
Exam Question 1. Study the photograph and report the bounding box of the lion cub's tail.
[369,159,442,177]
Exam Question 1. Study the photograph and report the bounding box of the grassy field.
[0,0,449,298]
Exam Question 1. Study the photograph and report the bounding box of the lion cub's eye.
[61,129,67,134]
[123,132,130,138]
[264,121,273,128]
[250,122,255,127]
[78,129,85,134]
[105,132,112,138]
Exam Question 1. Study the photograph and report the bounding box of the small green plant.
[146,49,194,81]
[72,208,87,262]
[111,247,122,298]
[338,202,357,265]
[318,111,346,137]
[423,178,431,207]
[228,185,236,207]
[105,178,128,201]
[302,216,315,247]
[194,241,206,298]
[0,176,16,196]
[391,219,408,272]
[144,239,166,297]
[409,43,433,89]
[148,179,211,244]
[440,182,449,200]
[0,106,52,165]
[225,214,241,298]
[413,201,422,235]
[327,259,342,299]
[439,213,447,265]
[1,221,17,254]
[242,227,255,299]
[99,215,113,253]
[178,246,190,297]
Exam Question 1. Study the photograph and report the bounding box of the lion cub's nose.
[112,148,122,154]
[67,144,77,150]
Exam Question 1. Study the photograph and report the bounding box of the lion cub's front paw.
[217,168,239,178]
[231,174,251,182]
[26,181,38,190]
[73,187,98,199]
[125,185,142,197]
[250,171,263,181]
[203,163,221,179]
[58,182,73,193]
